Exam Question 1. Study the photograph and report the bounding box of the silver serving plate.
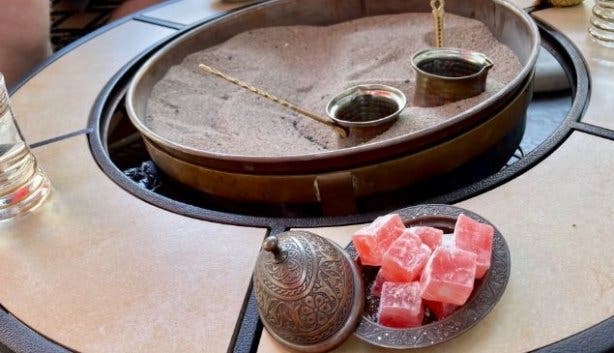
[346,204,511,349]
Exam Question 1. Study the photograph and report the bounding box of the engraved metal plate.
[348,204,511,349]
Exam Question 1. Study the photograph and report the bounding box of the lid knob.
[262,235,285,262]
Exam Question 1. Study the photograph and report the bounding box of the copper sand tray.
[347,204,511,349]
[144,75,532,207]
[126,0,539,208]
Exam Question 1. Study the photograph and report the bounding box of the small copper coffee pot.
[411,48,494,107]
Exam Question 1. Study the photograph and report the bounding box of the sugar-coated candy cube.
[420,246,477,306]
[424,299,458,320]
[454,213,494,279]
[441,233,455,248]
[409,226,443,251]
[352,214,405,266]
[372,214,406,253]
[381,231,431,282]
[352,233,381,266]
[378,282,424,328]
[370,270,389,297]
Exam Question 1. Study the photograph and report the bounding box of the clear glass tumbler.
[590,0,614,47]
[0,74,51,221]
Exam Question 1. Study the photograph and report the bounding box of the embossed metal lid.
[253,231,364,352]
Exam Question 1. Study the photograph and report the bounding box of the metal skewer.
[198,63,348,138]
[431,0,445,48]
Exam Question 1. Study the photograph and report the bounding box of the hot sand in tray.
[145,12,522,157]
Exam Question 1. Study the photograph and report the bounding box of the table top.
[1,1,612,353]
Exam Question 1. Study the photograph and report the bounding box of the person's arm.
[0,0,52,87]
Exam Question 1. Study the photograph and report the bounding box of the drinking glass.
[590,0,614,47]
[0,73,51,221]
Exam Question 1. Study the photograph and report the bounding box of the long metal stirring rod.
[198,63,348,138]
[431,0,445,48]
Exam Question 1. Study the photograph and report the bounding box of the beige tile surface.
[512,0,543,9]
[0,136,266,353]
[258,132,614,352]
[533,1,614,130]
[144,0,252,25]
[10,21,175,145]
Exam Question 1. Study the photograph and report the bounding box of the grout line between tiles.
[571,121,614,141]
[29,128,92,149]
[133,15,186,30]
[227,228,278,353]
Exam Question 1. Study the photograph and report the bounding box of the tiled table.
[1,1,612,353]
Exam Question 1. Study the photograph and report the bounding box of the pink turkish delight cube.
[378,282,424,328]
[454,213,494,279]
[381,231,432,282]
[370,270,389,297]
[441,233,455,248]
[424,299,458,320]
[352,234,381,266]
[409,226,443,251]
[372,214,406,253]
[420,246,477,306]
[352,213,405,266]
